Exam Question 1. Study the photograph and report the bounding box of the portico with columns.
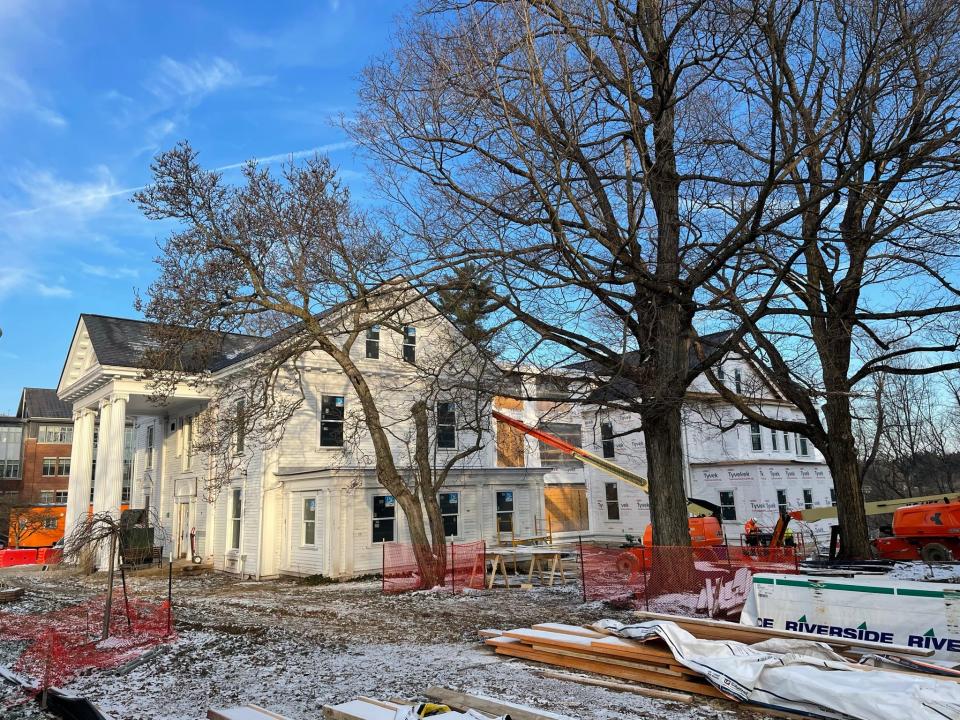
[57,315,215,568]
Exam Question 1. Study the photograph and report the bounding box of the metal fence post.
[451,543,456,594]
[640,544,649,612]
[578,536,586,603]
[381,542,386,593]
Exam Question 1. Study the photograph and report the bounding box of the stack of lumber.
[483,622,727,698]
[208,706,292,720]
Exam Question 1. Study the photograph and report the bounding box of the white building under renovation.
[56,310,834,578]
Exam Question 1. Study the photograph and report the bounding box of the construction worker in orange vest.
[744,518,760,546]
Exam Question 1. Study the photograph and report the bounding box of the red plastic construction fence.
[579,542,799,618]
[0,591,175,696]
[382,540,486,593]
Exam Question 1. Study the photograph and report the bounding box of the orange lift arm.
[492,410,720,518]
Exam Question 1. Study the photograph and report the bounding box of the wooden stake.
[535,669,693,703]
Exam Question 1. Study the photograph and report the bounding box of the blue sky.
[0,0,410,412]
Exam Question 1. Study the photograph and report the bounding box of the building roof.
[17,388,72,419]
[80,314,265,373]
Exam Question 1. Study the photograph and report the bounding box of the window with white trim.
[776,489,788,516]
[303,497,317,546]
[496,490,514,533]
[58,457,70,476]
[42,457,57,476]
[719,490,737,521]
[440,492,459,537]
[39,490,54,504]
[42,517,58,530]
[230,487,242,550]
[734,369,743,394]
[770,429,778,451]
[803,488,814,510]
[436,402,456,449]
[750,422,762,451]
[402,326,416,363]
[146,425,154,468]
[55,490,68,504]
[320,395,345,447]
[366,326,380,359]
[782,430,790,452]
[372,495,395,543]
[38,425,72,444]
[797,435,810,457]
[605,482,620,521]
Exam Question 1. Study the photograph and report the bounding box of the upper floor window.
[600,421,615,459]
[770,428,778,451]
[55,490,68,503]
[320,395,345,447]
[782,431,791,452]
[797,436,810,457]
[366,326,380,359]
[0,460,19,478]
[39,490,54,504]
[402,326,416,363]
[436,402,457,449]
[38,425,72,444]
[58,456,70,476]
[749,421,762,451]
[803,488,814,509]
[537,423,582,468]
[717,364,725,382]
[42,457,58,476]
[734,369,743,394]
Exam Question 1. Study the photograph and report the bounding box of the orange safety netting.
[579,543,799,618]
[382,540,486,593]
[0,592,175,695]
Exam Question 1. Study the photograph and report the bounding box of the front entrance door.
[176,503,190,559]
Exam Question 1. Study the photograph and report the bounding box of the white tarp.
[741,573,960,663]
[596,619,960,720]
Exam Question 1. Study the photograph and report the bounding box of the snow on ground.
[886,562,960,582]
[0,569,759,720]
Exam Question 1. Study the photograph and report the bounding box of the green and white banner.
[741,573,960,663]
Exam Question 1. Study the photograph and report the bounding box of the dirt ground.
[0,567,757,720]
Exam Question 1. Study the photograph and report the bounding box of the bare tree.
[134,145,495,587]
[350,0,863,549]
[702,0,960,557]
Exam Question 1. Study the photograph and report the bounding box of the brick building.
[17,388,74,506]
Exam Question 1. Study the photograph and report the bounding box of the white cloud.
[0,71,66,128]
[0,267,72,301]
[79,262,139,280]
[147,56,269,102]
[36,282,72,298]
[216,141,356,171]
[4,165,142,219]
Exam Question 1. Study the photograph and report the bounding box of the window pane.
[439,492,458,514]
[496,491,514,512]
[719,490,737,521]
[366,326,380,359]
[442,514,458,537]
[605,482,620,520]
[750,422,762,451]
[320,395,345,447]
[537,423,582,468]
[437,402,457,449]
[304,498,316,522]
[403,326,416,363]
[600,422,615,459]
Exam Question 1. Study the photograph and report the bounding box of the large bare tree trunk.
[823,399,872,559]
[643,404,690,548]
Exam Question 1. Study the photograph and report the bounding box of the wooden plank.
[535,670,694,703]
[633,612,934,656]
[531,623,605,638]
[489,641,727,699]
[500,628,678,666]
[528,643,690,678]
[322,700,396,720]
[207,707,292,720]
[424,686,576,720]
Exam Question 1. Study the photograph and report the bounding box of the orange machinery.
[492,410,726,554]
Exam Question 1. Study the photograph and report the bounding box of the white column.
[93,394,128,569]
[64,408,96,545]
[91,399,113,513]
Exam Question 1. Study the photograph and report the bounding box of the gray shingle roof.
[18,388,72,419]
[81,314,265,373]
